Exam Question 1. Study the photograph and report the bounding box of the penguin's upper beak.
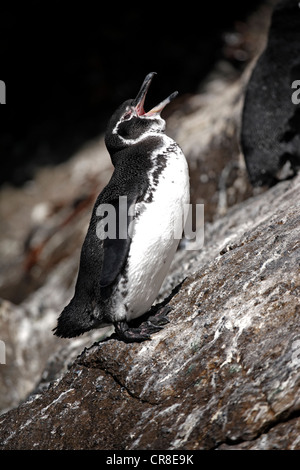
[132,72,178,117]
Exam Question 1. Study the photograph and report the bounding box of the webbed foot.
[112,305,173,343]
[113,320,163,343]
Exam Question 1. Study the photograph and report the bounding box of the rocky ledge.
[0,169,299,450]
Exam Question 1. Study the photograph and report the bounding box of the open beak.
[132,72,178,117]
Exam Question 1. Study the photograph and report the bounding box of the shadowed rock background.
[241,0,300,185]
[0,0,300,450]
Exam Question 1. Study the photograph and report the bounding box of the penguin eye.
[123,111,132,121]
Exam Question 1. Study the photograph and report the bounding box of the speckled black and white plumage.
[53,73,190,342]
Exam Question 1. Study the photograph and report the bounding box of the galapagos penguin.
[53,72,190,342]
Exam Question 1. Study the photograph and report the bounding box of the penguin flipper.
[99,195,137,287]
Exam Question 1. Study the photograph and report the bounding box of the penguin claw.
[112,305,173,343]
[113,320,163,343]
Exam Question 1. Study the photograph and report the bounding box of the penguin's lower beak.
[145,91,178,116]
[133,72,178,117]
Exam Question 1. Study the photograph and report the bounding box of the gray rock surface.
[0,168,299,450]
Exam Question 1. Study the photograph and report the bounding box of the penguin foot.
[113,320,163,343]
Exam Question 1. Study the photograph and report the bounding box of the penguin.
[53,72,190,342]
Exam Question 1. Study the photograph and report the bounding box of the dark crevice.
[101,366,157,407]
[76,352,158,407]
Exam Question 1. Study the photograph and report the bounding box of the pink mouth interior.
[135,97,146,116]
[135,91,177,117]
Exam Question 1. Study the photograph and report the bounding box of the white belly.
[114,139,190,322]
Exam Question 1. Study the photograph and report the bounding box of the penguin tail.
[53,297,101,338]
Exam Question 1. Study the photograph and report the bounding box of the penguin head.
[105,72,178,155]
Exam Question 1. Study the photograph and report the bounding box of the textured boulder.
[241,0,300,186]
[0,171,299,450]
[0,139,113,413]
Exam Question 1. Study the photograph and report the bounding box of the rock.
[0,169,299,450]
[0,258,111,414]
[241,0,300,186]
[0,138,113,413]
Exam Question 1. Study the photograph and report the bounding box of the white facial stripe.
[112,114,166,145]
